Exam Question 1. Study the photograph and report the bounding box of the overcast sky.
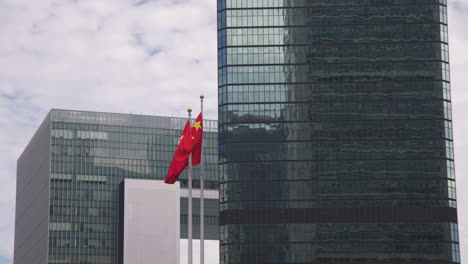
[0,1,467,264]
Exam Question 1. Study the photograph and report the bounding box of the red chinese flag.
[191,113,203,165]
[165,121,193,184]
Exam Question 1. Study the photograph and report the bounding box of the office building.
[14,109,219,264]
[217,0,460,263]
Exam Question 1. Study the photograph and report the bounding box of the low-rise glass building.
[14,109,219,264]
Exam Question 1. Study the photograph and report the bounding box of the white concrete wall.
[180,239,219,264]
[123,179,180,264]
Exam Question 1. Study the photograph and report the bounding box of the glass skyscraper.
[217,0,460,263]
[14,109,219,264]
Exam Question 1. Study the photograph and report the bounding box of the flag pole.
[200,95,205,264]
[187,107,193,264]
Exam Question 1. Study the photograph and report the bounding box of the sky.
[0,0,467,263]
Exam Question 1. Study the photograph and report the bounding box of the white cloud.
[0,0,217,262]
[1,0,468,263]
[0,0,218,118]
[449,0,468,262]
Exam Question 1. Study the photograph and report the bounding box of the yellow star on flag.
[192,121,202,131]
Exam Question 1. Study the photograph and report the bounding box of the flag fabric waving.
[164,121,193,184]
[191,113,203,165]
[164,113,204,184]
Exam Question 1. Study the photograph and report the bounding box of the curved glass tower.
[217,0,460,263]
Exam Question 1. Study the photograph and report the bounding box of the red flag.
[191,113,203,165]
[165,121,192,184]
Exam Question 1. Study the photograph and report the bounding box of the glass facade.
[15,109,219,264]
[217,0,460,263]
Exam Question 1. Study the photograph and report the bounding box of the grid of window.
[218,0,460,263]
[48,110,218,264]
[220,222,459,244]
[181,215,219,225]
[220,5,440,27]
[220,62,445,86]
[443,81,452,101]
[219,43,448,66]
[219,81,451,105]
[220,0,447,8]
[219,24,443,48]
